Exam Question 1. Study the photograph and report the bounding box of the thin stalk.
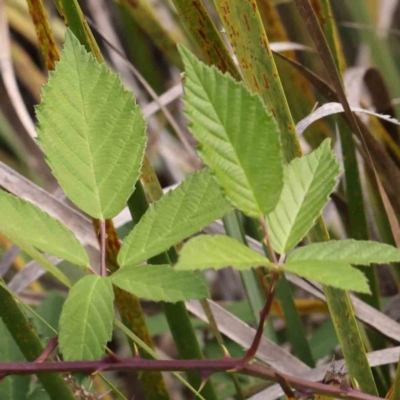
[118,3,164,94]
[100,220,106,277]
[242,219,279,364]
[223,211,277,341]
[0,284,75,400]
[275,276,315,367]
[245,217,314,366]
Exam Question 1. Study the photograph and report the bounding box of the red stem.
[100,219,106,277]
[0,358,384,400]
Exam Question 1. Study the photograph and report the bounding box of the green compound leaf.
[180,45,283,218]
[36,30,146,219]
[110,265,209,302]
[59,275,114,361]
[0,190,88,267]
[282,261,370,293]
[288,239,400,265]
[175,235,272,270]
[118,168,232,267]
[267,139,340,254]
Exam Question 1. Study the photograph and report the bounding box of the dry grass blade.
[248,347,400,400]
[8,256,60,293]
[377,0,399,38]
[0,0,36,141]
[185,299,310,376]
[0,245,20,276]
[296,102,400,136]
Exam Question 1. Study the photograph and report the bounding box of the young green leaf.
[282,261,370,293]
[267,139,340,254]
[36,30,146,219]
[180,45,283,218]
[0,190,88,267]
[175,235,272,270]
[287,239,400,265]
[110,265,209,302]
[59,275,114,361]
[118,168,232,267]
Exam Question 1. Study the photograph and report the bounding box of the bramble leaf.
[180,45,283,218]
[36,30,146,219]
[110,265,209,302]
[175,235,272,270]
[118,168,232,267]
[288,239,400,265]
[282,261,370,293]
[59,275,114,360]
[267,139,340,253]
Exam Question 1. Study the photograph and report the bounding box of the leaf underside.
[59,275,114,361]
[176,235,272,271]
[36,30,146,219]
[267,139,340,254]
[118,168,232,267]
[180,45,283,218]
[111,264,209,302]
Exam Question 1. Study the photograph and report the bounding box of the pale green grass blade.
[59,275,114,360]
[180,46,283,218]
[282,261,370,293]
[110,265,209,302]
[118,168,232,267]
[0,190,88,267]
[176,235,271,270]
[288,239,400,265]
[267,139,340,253]
[36,30,146,219]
